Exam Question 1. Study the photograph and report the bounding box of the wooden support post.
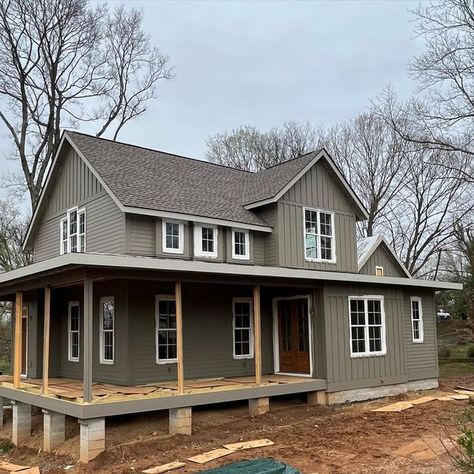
[253,286,262,386]
[13,292,23,388]
[42,286,51,395]
[175,281,184,395]
[83,276,93,403]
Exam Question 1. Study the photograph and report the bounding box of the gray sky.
[0,0,423,195]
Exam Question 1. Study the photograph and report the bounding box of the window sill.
[233,355,254,360]
[156,359,178,365]
[195,253,218,259]
[68,358,79,363]
[412,340,424,344]
[350,351,386,358]
[305,258,337,264]
[100,360,114,365]
[232,254,250,261]
[163,248,184,255]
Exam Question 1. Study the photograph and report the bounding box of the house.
[0,131,461,462]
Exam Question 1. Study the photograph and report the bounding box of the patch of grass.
[0,357,9,374]
[440,361,474,377]
[0,439,12,455]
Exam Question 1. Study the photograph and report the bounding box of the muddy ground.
[1,376,473,473]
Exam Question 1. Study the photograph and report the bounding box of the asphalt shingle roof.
[66,131,317,227]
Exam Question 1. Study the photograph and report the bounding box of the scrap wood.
[456,385,474,392]
[115,386,157,395]
[449,394,470,400]
[0,461,40,473]
[142,461,186,474]
[223,439,274,451]
[372,401,413,412]
[188,448,235,464]
[411,396,436,405]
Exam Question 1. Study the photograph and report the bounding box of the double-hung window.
[349,296,386,357]
[194,224,218,258]
[232,229,250,260]
[155,296,177,363]
[60,207,86,254]
[304,208,335,262]
[162,220,184,254]
[233,299,253,359]
[411,297,424,343]
[68,302,80,362]
[100,297,115,364]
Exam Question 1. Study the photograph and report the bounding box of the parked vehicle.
[437,309,451,321]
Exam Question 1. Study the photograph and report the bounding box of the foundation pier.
[43,409,65,452]
[11,401,31,445]
[79,418,105,463]
[169,407,192,435]
[307,391,328,406]
[249,397,269,416]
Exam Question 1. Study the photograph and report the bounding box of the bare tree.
[0,0,173,208]
[206,121,324,171]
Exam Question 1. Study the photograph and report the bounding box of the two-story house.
[0,131,461,462]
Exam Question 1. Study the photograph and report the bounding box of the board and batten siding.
[32,145,125,262]
[403,290,438,381]
[323,283,407,392]
[274,160,358,272]
[359,245,408,278]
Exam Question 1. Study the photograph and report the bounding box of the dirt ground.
[1,376,473,473]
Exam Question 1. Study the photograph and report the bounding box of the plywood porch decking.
[0,374,320,405]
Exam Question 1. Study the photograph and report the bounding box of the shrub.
[467,346,474,358]
[439,346,451,358]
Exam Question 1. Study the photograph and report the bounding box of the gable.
[359,242,409,278]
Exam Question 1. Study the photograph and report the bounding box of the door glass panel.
[298,301,309,352]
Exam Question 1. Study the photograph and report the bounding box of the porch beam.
[13,291,23,388]
[253,286,262,386]
[83,276,93,403]
[42,286,51,395]
[175,281,184,395]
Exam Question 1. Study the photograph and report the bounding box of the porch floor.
[0,374,319,405]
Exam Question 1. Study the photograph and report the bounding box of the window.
[304,208,335,262]
[155,296,177,363]
[232,229,250,260]
[349,296,386,357]
[194,224,218,258]
[375,266,384,277]
[60,207,86,254]
[100,297,115,364]
[411,297,424,343]
[233,299,253,359]
[162,220,184,254]
[68,302,80,362]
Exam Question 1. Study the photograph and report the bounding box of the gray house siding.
[360,245,408,278]
[32,145,125,262]
[403,290,438,381]
[323,283,407,392]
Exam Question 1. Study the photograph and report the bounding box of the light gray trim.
[0,253,462,291]
[83,277,93,403]
[244,150,369,220]
[358,235,412,278]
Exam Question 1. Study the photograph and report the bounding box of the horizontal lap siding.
[404,290,438,381]
[360,246,407,278]
[127,215,157,256]
[256,205,278,266]
[323,283,407,392]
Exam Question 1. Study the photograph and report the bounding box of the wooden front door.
[278,298,310,374]
[21,305,28,377]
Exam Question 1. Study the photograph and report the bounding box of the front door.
[21,305,28,377]
[277,298,310,374]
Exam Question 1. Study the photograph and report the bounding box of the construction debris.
[0,461,40,473]
[188,448,236,464]
[142,461,186,474]
[223,439,274,451]
[373,401,413,412]
[411,396,436,405]
[373,393,470,412]
[394,434,456,461]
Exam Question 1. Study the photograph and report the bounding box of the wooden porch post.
[13,292,23,388]
[83,276,93,403]
[253,286,262,386]
[175,281,184,395]
[42,286,51,395]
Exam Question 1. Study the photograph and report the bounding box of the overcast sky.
[0,0,424,188]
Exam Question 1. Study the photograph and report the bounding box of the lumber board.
[372,401,413,412]
[188,448,235,464]
[0,460,31,472]
[411,396,436,405]
[142,461,186,474]
[223,439,274,450]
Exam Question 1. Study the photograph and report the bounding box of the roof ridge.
[65,130,254,175]
[255,149,320,173]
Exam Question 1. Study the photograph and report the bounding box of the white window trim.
[60,217,68,255]
[232,297,254,359]
[68,301,80,362]
[155,295,178,364]
[162,220,184,254]
[99,296,115,365]
[60,206,86,255]
[78,208,86,253]
[375,266,384,277]
[348,295,387,358]
[303,207,336,264]
[231,229,250,260]
[410,296,424,343]
[194,224,218,258]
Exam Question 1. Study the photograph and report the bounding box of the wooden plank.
[142,461,186,474]
[0,461,29,472]
[42,286,51,395]
[223,439,274,450]
[13,292,23,388]
[188,448,235,464]
[253,286,262,386]
[411,396,436,405]
[83,276,93,403]
[372,401,413,412]
[175,281,184,395]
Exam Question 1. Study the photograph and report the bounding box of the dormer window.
[162,220,184,254]
[232,229,250,260]
[60,207,86,254]
[304,208,335,263]
[194,224,218,258]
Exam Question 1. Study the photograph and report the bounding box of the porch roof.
[0,253,463,291]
